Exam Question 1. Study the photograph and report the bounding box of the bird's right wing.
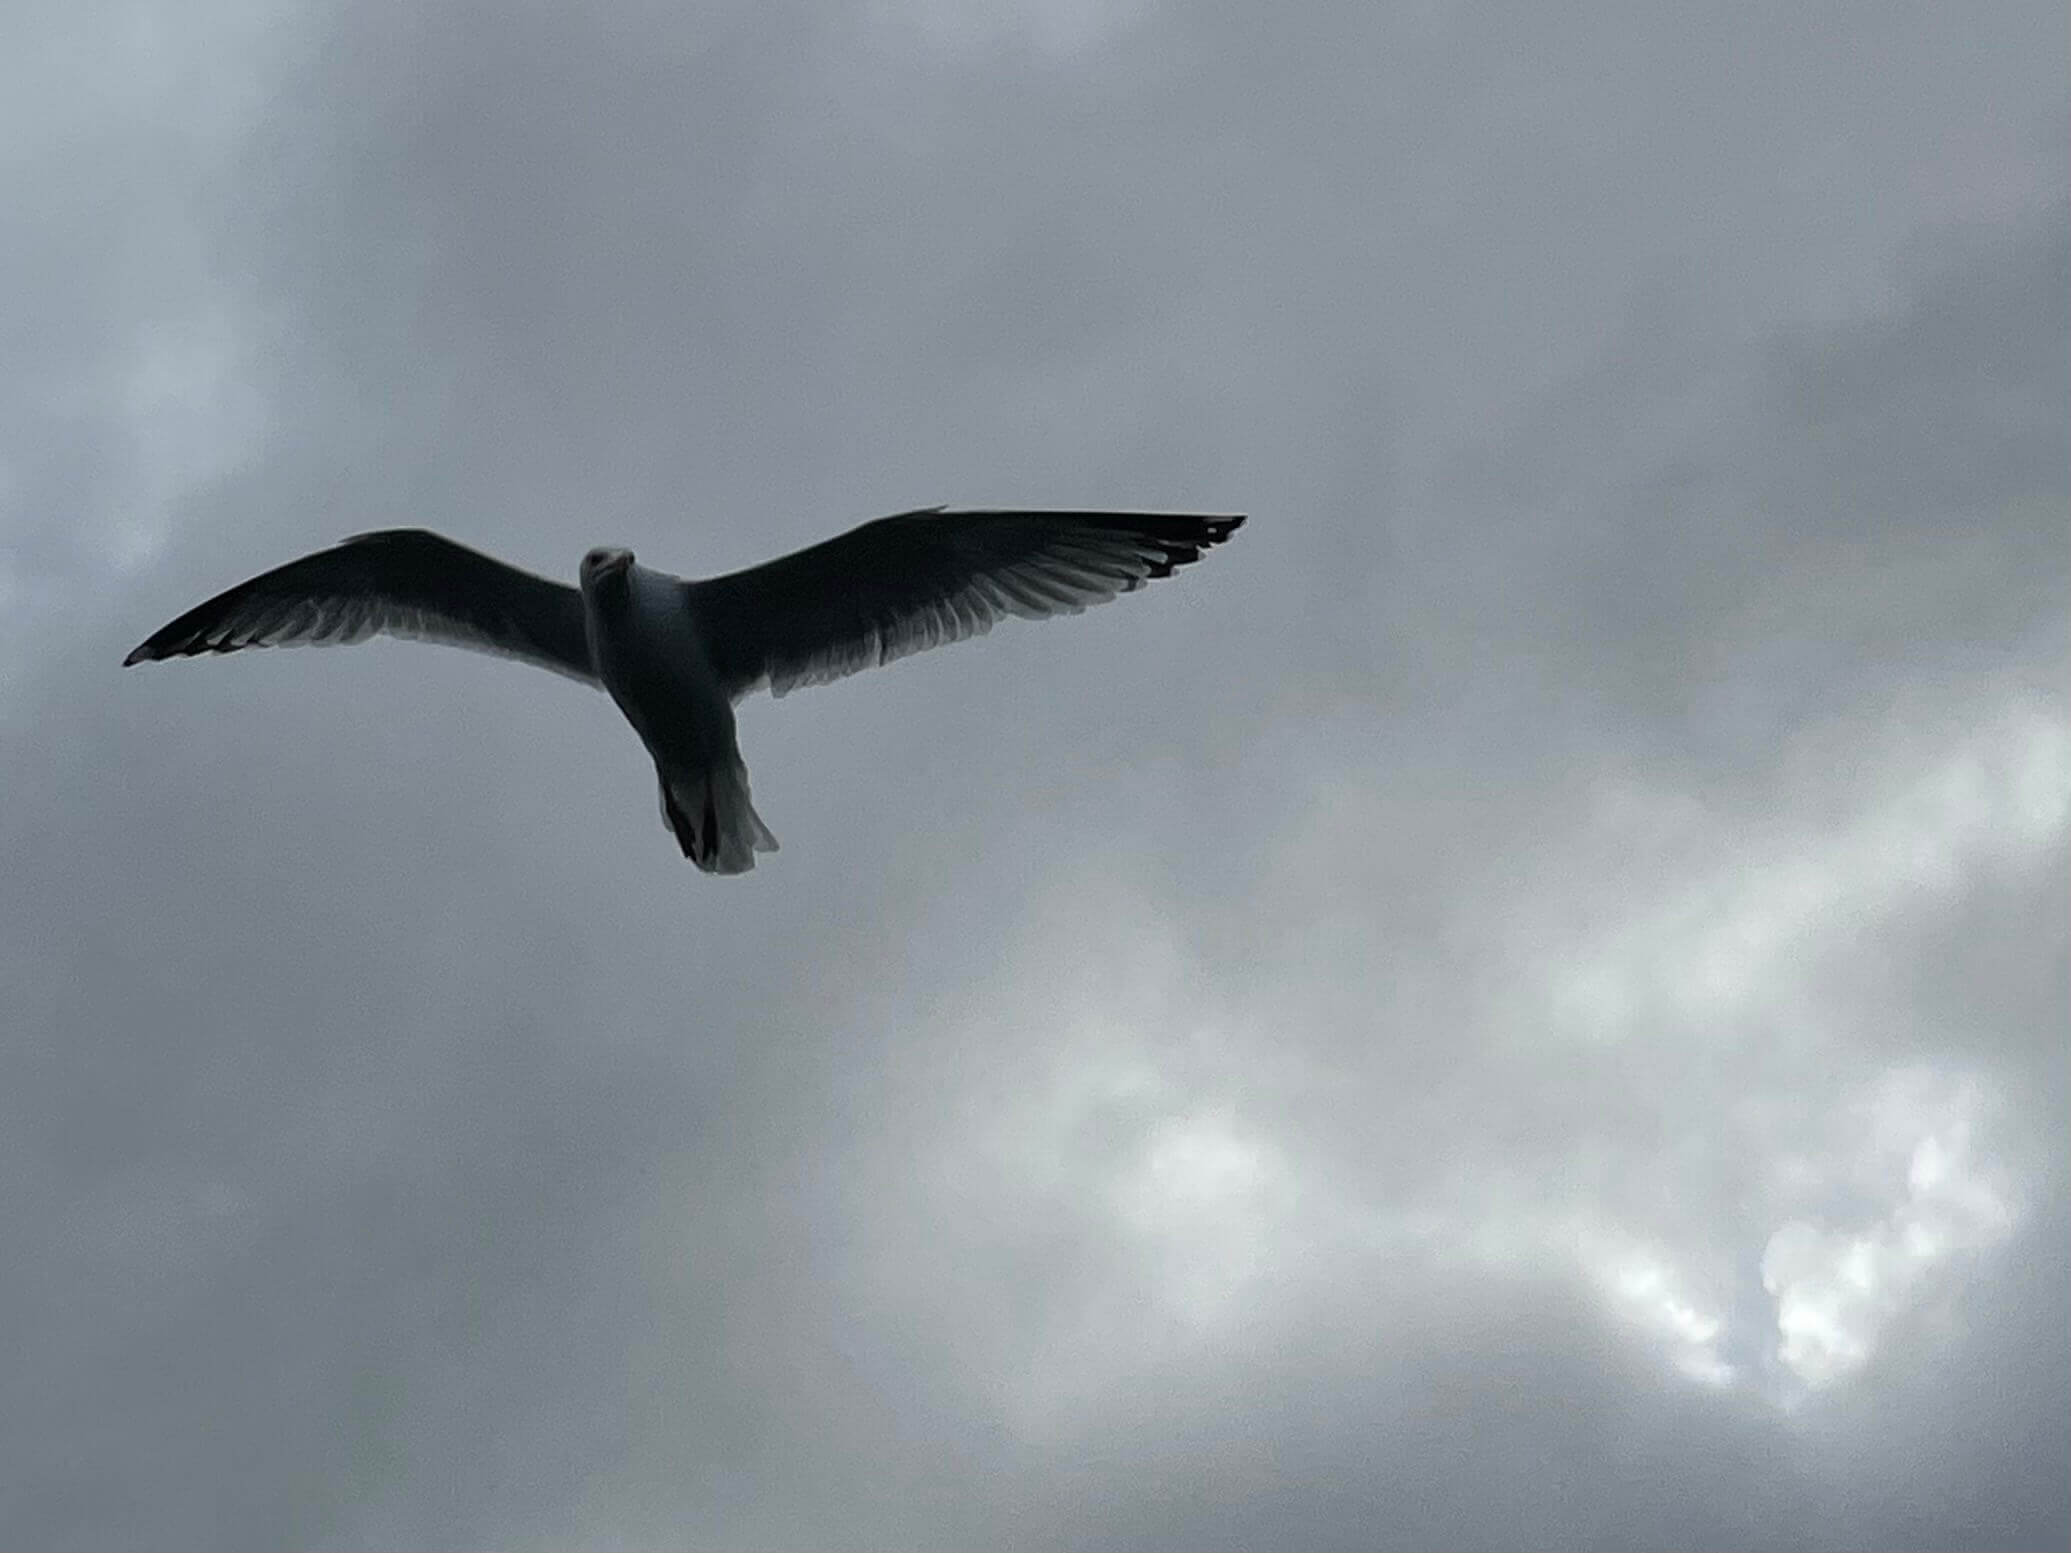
[686,507,1246,700]
[123,528,599,685]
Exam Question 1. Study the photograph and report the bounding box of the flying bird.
[125,506,1245,872]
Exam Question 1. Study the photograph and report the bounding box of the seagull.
[125,506,1245,872]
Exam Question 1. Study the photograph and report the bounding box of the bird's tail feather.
[659,758,779,874]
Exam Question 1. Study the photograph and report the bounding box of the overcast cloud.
[2,1,2065,1548]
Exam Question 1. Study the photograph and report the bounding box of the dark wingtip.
[122,643,154,667]
[1171,512,1245,548]
[1140,512,1246,577]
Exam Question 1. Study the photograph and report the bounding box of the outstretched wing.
[686,507,1245,700]
[123,528,598,685]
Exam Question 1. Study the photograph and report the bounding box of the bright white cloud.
[1762,1070,2016,1390]
[1579,1229,1736,1388]
[1521,703,2061,1395]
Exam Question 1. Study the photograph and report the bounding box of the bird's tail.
[659,757,779,874]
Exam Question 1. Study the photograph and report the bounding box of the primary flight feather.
[125,506,1245,872]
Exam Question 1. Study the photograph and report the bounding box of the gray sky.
[2,2,2065,1548]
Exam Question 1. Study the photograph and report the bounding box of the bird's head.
[580,546,635,588]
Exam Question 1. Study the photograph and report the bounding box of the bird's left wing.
[686,507,1245,700]
[123,528,599,685]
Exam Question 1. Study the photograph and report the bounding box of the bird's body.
[126,506,1245,872]
[582,550,774,871]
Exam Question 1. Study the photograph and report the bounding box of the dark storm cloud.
[2,0,2064,1548]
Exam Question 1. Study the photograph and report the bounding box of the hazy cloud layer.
[3,1,2064,1548]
